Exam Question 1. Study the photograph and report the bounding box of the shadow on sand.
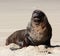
[50,45,60,48]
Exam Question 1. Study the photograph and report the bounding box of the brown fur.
[5,10,52,49]
[6,29,30,48]
[27,10,52,46]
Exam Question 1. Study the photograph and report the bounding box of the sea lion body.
[27,10,52,46]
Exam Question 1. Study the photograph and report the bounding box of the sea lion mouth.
[33,17,41,25]
[34,18,41,22]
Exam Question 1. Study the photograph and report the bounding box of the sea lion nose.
[33,13,39,18]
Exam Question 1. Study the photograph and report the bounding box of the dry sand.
[0,43,60,56]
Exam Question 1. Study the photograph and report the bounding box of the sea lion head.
[31,10,46,25]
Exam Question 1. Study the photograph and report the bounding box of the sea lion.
[5,10,52,49]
